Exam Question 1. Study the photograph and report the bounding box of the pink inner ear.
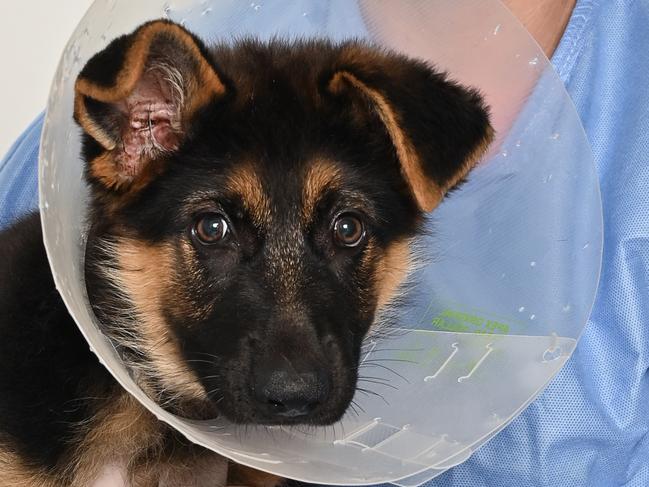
[115,70,183,178]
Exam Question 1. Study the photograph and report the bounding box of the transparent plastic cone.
[39,1,602,485]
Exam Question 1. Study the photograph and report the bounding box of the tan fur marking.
[374,239,413,311]
[225,162,271,227]
[116,239,208,402]
[73,95,116,151]
[0,447,57,487]
[2,391,229,486]
[75,21,225,149]
[228,462,284,487]
[301,158,342,224]
[329,71,444,212]
[130,443,228,487]
[329,71,494,212]
[88,152,115,187]
[441,124,495,194]
[89,151,129,190]
[68,392,161,487]
[88,150,168,204]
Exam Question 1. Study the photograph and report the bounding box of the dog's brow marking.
[225,162,271,227]
[301,158,342,224]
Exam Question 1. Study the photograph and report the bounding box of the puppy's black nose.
[253,360,329,419]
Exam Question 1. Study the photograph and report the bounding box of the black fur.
[0,214,115,471]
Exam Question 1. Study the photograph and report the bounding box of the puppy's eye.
[333,213,365,247]
[192,213,230,245]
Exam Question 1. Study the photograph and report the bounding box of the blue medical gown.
[433,1,649,485]
[1,0,648,485]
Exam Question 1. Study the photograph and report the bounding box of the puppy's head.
[77,20,493,425]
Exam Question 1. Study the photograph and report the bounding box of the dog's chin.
[210,398,352,427]
[161,392,351,426]
[250,407,349,427]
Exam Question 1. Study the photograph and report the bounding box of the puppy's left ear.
[327,46,494,212]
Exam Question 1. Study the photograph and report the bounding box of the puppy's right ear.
[325,44,494,213]
[74,20,225,193]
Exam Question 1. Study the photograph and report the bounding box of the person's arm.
[502,0,576,57]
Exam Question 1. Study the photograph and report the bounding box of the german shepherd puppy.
[0,20,493,486]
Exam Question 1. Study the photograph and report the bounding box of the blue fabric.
[1,1,648,485]
[0,114,42,226]
[431,1,649,486]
